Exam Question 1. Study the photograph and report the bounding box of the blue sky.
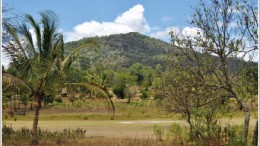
[3,0,200,42]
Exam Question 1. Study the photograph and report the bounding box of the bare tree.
[169,0,258,144]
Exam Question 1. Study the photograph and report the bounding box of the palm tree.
[3,11,72,145]
[3,11,107,145]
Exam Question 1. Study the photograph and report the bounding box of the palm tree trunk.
[31,103,40,145]
[31,95,42,145]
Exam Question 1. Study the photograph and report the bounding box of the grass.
[3,99,181,121]
[2,98,258,145]
[3,98,256,121]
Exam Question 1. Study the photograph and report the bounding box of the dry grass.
[3,137,188,146]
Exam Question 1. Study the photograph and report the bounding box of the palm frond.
[20,23,37,57]
[68,82,115,119]
[3,23,29,61]
[40,11,58,58]
[3,73,28,87]
[25,14,42,53]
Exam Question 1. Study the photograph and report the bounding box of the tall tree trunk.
[107,96,115,120]
[244,111,250,145]
[31,104,40,145]
[235,96,250,145]
[31,96,42,145]
[187,111,193,140]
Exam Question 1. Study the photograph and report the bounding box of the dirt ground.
[4,118,257,138]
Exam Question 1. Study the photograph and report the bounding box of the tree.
[2,11,85,145]
[20,95,29,116]
[42,94,54,106]
[113,84,125,99]
[169,0,258,144]
[2,4,21,44]
[156,66,224,140]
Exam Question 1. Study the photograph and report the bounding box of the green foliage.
[140,88,150,99]
[43,94,54,106]
[224,125,245,146]
[113,85,125,99]
[3,124,86,145]
[169,123,182,135]
[2,123,14,139]
[54,97,63,103]
[153,124,163,141]
[65,32,175,69]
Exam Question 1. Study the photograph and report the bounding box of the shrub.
[43,94,54,106]
[2,125,87,145]
[140,88,150,99]
[2,123,14,138]
[113,85,125,99]
[153,124,163,141]
[54,97,63,103]
[169,123,182,136]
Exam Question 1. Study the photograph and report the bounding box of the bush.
[2,125,86,145]
[113,85,125,99]
[54,97,63,103]
[169,123,182,135]
[43,94,54,106]
[153,124,163,141]
[140,88,150,99]
[2,123,14,138]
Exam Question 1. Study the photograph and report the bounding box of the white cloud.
[181,27,202,38]
[2,51,11,68]
[65,4,150,42]
[149,27,179,42]
[149,26,202,42]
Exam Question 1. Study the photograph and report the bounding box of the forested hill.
[64,32,178,69]
[64,32,257,70]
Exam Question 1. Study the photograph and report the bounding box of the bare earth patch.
[4,118,257,138]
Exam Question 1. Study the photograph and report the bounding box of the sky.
[2,0,203,67]
[2,0,258,66]
[3,0,200,42]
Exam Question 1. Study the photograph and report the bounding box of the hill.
[64,32,257,71]
[65,32,178,69]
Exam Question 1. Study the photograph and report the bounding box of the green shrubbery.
[54,97,63,103]
[152,122,246,146]
[113,85,125,99]
[3,123,86,145]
